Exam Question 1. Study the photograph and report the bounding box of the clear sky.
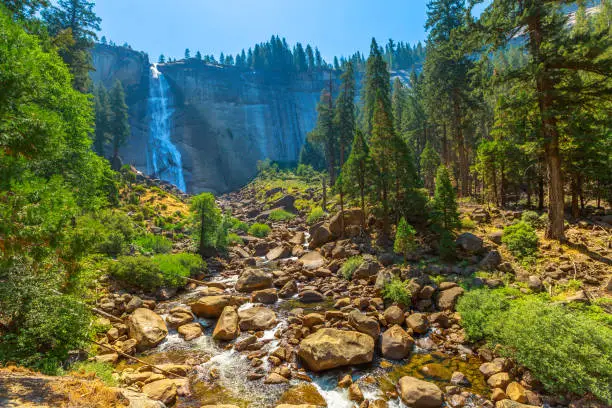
[94,0,436,62]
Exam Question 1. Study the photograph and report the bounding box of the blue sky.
[95,0,440,62]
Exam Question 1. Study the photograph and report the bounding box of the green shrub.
[382,278,412,306]
[457,289,612,403]
[229,217,249,233]
[109,253,204,291]
[521,211,547,229]
[69,210,135,258]
[502,221,539,259]
[339,256,364,280]
[190,193,228,253]
[228,233,244,245]
[269,208,296,221]
[438,230,456,261]
[134,234,172,254]
[461,217,476,230]
[71,361,117,386]
[394,217,417,260]
[248,223,271,238]
[306,206,326,224]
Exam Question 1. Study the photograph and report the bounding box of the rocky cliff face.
[91,45,341,194]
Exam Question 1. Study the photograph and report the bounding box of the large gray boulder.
[456,232,483,253]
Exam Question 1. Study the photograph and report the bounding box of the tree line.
[301,0,611,242]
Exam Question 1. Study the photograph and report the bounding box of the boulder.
[299,290,325,303]
[308,224,331,249]
[348,310,380,339]
[437,286,464,310]
[488,372,511,389]
[299,251,326,270]
[278,279,298,298]
[383,305,405,325]
[252,288,278,304]
[141,379,177,406]
[398,376,443,408]
[527,276,542,292]
[238,306,277,331]
[271,195,296,212]
[298,328,374,371]
[506,382,528,403]
[488,231,503,245]
[479,250,502,271]
[329,208,365,237]
[127,308,168,350]
[495,401,540,408]
[381,325,413,360]
[120,389,165,408]
[267,246,292,261]
[456,233,483,253]
[212,306,240,341]
[406,313,429,334]
[278,383,327,407]
[235,269,273,292]
[375,269,395,290]
[191,295,232,318]
[177,322,203,340]
[352,261,380,280]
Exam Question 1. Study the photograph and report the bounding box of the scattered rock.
[191,295,232,318]
[238,307,277,331]
[252,288,278,304]
[177,322,203,340]
[436,287,464,311]
[141,379,177,406]
[127,308,168,350]
[381,325,413,360]
[348,310,380,339]
[235,269,273,292]
[299,251,326,270]
[506,382,528,403]
[479,250,502,271]
[398,376,443,408]
[298,328,374,371]
[456,233,483,252]
[406,313,429,334]
[212,306,240,340]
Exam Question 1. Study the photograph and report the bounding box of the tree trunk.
[571,175,580,219]
[538,174,545,211]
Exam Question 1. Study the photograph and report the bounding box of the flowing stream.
[147,64,187,192]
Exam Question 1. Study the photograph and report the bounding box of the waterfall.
[147,64,186,192]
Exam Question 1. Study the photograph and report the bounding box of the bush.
[134,234,172,254]
[502,221,539,260]
[229,217,249,234]
[438,230,456,261]
[227,233,244,245]
[461,217,476,230]
[69,210,135,258]
[268,208,296,221]
[307,206,326,224]
[339,256,364,280]
[457,289,612,403]
[248,223,271,238]
[71,361,117,386]
[394,217,417,260]
[521,211,547,229]
[109,253,205,291]
[382,278,412,306]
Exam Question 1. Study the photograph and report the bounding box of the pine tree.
[310,88,337,185]
[195,50,202,60]
[93,84,111,157]
[333,61,356,169]
[42,0,101,92]
[420,141,440,195]
[184,48,190,59]
[341,129,372,225]
[305,44,315,71]
[362,38,391,134]
[394,217,417,261]
[432,165,460,232]
[158,54,165,63]
[108,80,130,169]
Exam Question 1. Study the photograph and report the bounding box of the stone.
[238,306,277,331]
[491,388,507,402]
[437,286,464,311]
[352,261,380,280]
[299,251,326,270]
[166,310,194,328]
[488,372,511,389]
[141,379,177,405]
[505,382,528,403]
[278,383,327,407]
[278,279,298,298]
[375,269,395,290]
[383,305,404,325]
[191,295,232,318]
[348,310,380,339]
[308,224,332,249]
[527,276,542,292]
[488,231,503,245]
[495,400,540,408]
[298,328,374,371]
[125,295,143,313]
[235,269,273,292]
[252,288,278,304]
[479,359,506,378]
[299,290,325,303]
[127,308,168,350]
[329,208,365,237]
[120,389,165,408]
[450,371,470,387]
[271,195,296,212]
[264,372,290,384]
[479,250,502,271]
[398,376,443,408]
[406,313,429,334]
[212,306,240,340]
[456,233,483,252]
[178,322,203,340]
[348,383,364,402]
[302,313,325,328]
[267,246,292,261]
[381,325,413,360]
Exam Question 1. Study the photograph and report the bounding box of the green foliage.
[228,217,249,233]
[431,166,460,233]
[71,361,117,386]
[248,223,271,238]
[109,253,204,292]
[307,206,326,224]
[190,193,227,253]
[339,256,363,280]
[69,210,135,258]
[268,208,296,221]
[394,217,417,259]
[457,289,612,403]
[502,221,539,260]
[134,234,172,254]
[382,278,412,306]
[461,217,476,230]
[227,233,244,245]
[438,230,456,261]
[521,211,548,229]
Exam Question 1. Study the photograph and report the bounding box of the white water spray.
[147,64,186,191]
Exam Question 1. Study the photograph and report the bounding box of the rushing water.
[147,64,187,192]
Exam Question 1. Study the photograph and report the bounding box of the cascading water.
[147,64,187,191]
